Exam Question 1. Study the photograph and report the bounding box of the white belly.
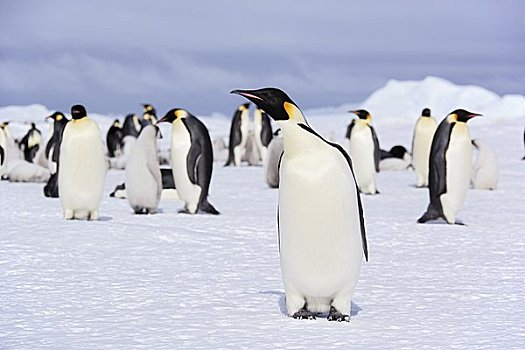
[412,117,437,186]
[279,131,363,312]
[471,140,499,190]
[347,125,376,194]
[171,120,201,213]
[125,145,161,211]
[440,123,472,223]
[59,119,107,218]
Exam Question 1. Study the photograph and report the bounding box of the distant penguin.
[418,109,481,225]
[264,129,283,188]
[412,108,438,187]
[122,113,141,138]
[142,103,157,125]
[379,145,412,171]
[19,123,42,162]
[232,87,368,322]
[471,139,498,190]
[110,168,178,199]
[106,119,124,158]
[125,125,162,214]
[59,105,107,220]
[253,107,273,163]
[522,127,525,160]
[212,137,228,163]
[158,108,219,214]
[346,109,381,194]
[0,122,7,176]
[242,131,261,166]
[225,102,250,166]
[43,112,69,198]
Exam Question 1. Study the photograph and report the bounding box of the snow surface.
[1,78,525,349]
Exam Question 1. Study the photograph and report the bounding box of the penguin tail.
[200,199,220,215]
[417,205,441,224]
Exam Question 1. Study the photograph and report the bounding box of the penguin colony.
[1,86,500,323]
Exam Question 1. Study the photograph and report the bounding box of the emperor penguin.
[158,108,220,215]
[43,112,69,198]
[253,107,273,163]
[224,102,250,166]
[379,145,412,171]
[59,105,107,220]
[418,109,481,225]
[0,122,7,177]
[122,113,142,138]
[19,123,42,162]
[264,129,283,188]
[231,87,368,322]
[346,109,381,194]
[106,119,124,157]
[125,125,162,214]
[142,103,157,125]
[471,139,498,190]
[411,108,438,187]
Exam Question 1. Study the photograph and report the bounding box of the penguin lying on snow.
[379,145,412,171]
[471,139,498,190]
[232,87,368,322]
[418,109,481,225]
[125,125,162,214]
[110,168,178,199]
[59,105,107,220]
[158,108,219,215]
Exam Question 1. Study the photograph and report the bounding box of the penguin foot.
[292,307,316,320]
[327,307,350,322]
[177,208,192,214]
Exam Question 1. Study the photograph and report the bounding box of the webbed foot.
[327,306,350,322]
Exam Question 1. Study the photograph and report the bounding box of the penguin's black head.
[422,108,431,117]
[30,122,36,129]
[349,109,371,120]
[449,109,482,123]
[389,145,408,159]
[71,105,87,120]
[142,103,156,116]
[158,108,191,124]
[46,112,65,122]
[231,88,298,121]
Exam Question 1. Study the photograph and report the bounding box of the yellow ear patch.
[174,110,187,119]
[56,114,63,121]
[283,102,295,120]
[448,113,458,123]
[145,105,153,111]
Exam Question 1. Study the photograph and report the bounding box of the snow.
[1,77,525,349]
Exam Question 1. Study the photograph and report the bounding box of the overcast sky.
[1,0,524,116]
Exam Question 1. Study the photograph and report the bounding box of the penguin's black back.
[225,109,243,166]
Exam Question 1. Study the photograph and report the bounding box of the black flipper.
[369,125,381,172]
[345,119,356,140]
[260,111,273,147]
[160,168,176,189]
[225,109,243,166]
[0,146,4,166]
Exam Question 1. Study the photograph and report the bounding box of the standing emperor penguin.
[158,108,219,215]
[231,88,368,322]
[346,110,381,194]
[19,123,42,162]
[122,113,142,138]
[125,125,162,214]
[253,107,273,163]
[224,102,250,166]
[43,112,69,198]
[142,103,157,125]
[106,119,124,158]
[471,139,498,190]
[59,105,107,220]
[418,109,481,224]
[0,122,7,177]
[412,108,438,187]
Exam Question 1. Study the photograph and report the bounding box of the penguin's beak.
[157,116,169,124]
[348,110,358,115]
[230,89,264,102]
[468,113,482,118]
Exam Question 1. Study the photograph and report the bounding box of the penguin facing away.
[224,102,250,166]
[418,109,481,225]
[158,108,219,215]
[106,119,124,158]
[231,87,368,322]
[122,113,142,138]
[125,125,162,214]
[253,107,273,163]
[59,105,107,220]
[110,168,178,199]
[412,108,438,187]
[346,109,381,194]
[471,139,498,190]
[43,112,69,198]
[19,123,42,162]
